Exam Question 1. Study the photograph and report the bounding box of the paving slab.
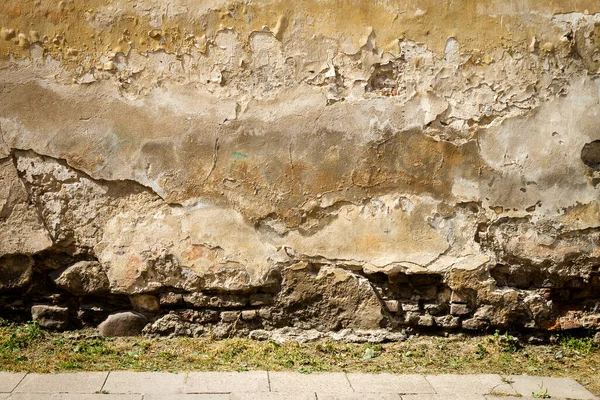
[230,393,316,400]
[13,372,108,394]
[145,395,229,400]
[486,397,570,400]
[402,395,486,400]
[268,372,352,394]
[319,394,401,400]
[425,374,517,396]
[185,372,269,393]
[103,372,186,395]
[8,394,142,400]
[504,375,598,400]
[0,372,26,393]
[347,373,434,394]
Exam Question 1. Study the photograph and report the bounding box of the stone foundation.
[1,0,600,337]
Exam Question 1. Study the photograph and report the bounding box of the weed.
[475,343,489,359]
[1,321,44,351]
[490,331,522,353]
[73,338,111,356]
[532,383,551,398]
[559,335,595,354]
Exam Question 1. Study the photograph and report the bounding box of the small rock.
[159,292,183,307]
[130,294,160,313]
[450,303,470,316]
[220,311,239,322]
[384,300,399,312]
[98,312,148,337]
[434,315,461,329]
[461,318,489,330]
[31,305,69,330]
[17,33,29,48]
[50,261,110,296]
[401,303,420,312]
[594,332,600,345]
[418,314,434,327]
[404,311,420,325]
[474,305,494,320]
[581,314,600,329]
[241,310,257,320]
[183,292,248,308]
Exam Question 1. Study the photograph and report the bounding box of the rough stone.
[434,315,461,329]
[241,310,257,320]
[594,332,600,345]
[221,311,240,323]
[159,292,184,307]
[31,305,69,330]
[385,300,399,313]
[450,304,470,316]
[143,310,219,337]
[130,294,160,313]
[50,261,110,296]
[98,312,148,337]
[277,262,384,331]
[418,314,435,327]
[0,255,33,291]
[461,318,489,331]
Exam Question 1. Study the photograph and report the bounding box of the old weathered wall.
[1,0,600,338]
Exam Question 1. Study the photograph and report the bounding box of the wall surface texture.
[1,0,600,338]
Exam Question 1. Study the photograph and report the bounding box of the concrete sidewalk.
[0,371,596,400]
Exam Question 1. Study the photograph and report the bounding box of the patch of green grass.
[559,335,595,354]
[1,321,44,351]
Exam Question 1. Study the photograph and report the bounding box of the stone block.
[385,300,399,312]
[418,314,434,327]
[450,303,470,316]
[461,318,489,330]
[50,261,109,296]
[98,312,148,337]
[220,311,239,322]
[31,305,69,330]
[402,303,420,312]
[434,315,461,329]
[241,310,257,320]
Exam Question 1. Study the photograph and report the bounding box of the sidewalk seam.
[423,375,439,395]
[11,372,28,393]
[267,370,272,392]
[100,371,110,393]
[344,372,355,392]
